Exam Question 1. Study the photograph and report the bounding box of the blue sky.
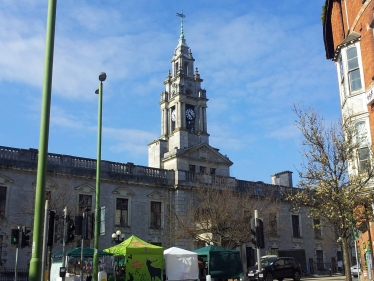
[0,0,339,185]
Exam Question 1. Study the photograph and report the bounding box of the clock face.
[186,108,195,120]
[171,110,176,122]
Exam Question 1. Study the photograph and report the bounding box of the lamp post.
[93,72,106,281]
[29,1,57,281]
[112,230,125,244]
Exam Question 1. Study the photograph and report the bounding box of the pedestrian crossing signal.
[11,228,19,246]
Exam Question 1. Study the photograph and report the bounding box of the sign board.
[100,206,105,235]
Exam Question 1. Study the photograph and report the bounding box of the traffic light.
[256,218,264,249]
[66,217,75,242]
[47,210,55,246]
[21,226,32,248]
[250,227,257,248]
[11,228,19,246]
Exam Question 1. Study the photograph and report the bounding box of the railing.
[0,267,28,281]
[0,147,19,160]
[72,158,96,169]
[0,146,173,186]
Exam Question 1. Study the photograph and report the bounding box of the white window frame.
[355,120,370,172]
[337,42,364,100]
[347,46,362,93]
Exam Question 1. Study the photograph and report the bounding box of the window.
[174,62,178,76]
[347,46,362,92]
[355,121,367,146]
[171,107,176,132]
[79,194,92,214]
[210,168,216,175]
[313,219,322,239]
[184,62,189,76]
[115,198,128,227]
[316,250,324,270]
[0,187,6,217]
[359,147,370,172]
[355,121,369,172]
[150,201,161,229]
[200,166,206,174]
[292,215,301,238]
[338,56,347,101]
[189,165,195,173]
[269,213,277,236]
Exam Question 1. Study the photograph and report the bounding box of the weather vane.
[176,11,186,39]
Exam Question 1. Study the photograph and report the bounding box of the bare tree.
[173,179,280,249]
[286,105,374,281]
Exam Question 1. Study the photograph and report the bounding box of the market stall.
[104,235,163,281]
[164,247,199,281]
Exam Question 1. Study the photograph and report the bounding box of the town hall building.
[0,18,340,276]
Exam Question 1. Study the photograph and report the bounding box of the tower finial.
[176,11,185,39]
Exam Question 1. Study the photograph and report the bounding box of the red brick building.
[323,0,374,279]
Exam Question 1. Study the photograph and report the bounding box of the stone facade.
[0,146,339,273]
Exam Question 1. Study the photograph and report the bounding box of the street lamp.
[93,72,106,281]
[29,1,57,281]
[112,230,125,244]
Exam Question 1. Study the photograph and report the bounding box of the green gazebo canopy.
[194,245,243,279]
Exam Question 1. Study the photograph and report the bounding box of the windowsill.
[349,89,364,97]
[149,228,164,235]
[269,236,280,241]
[115,225,130,229]
[292,237,303,243]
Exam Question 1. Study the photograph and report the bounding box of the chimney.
[271,171,293,187]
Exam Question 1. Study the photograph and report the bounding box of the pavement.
[302,274,350,281]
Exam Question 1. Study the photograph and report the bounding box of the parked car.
[351,264,359,277]
[247,256,302,281]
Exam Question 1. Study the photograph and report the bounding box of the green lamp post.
[93,72,106,281]
[29,1,57,281]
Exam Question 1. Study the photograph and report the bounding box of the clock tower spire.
[148,13,233,175]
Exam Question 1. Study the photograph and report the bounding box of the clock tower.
[148,13,232,176]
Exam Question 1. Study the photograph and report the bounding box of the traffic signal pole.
[14,226,20,281]
[62,207,67,281]
[254,210,261,272]
[41,200,49,281]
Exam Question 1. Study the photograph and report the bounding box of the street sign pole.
[255,210,261,272]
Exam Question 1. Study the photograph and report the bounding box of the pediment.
[112,187,134,196]
[0,173,13,184]
[75,184,95,193]
[147,191,166,200]
[32,179,57,189]
[177,143,233,165]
